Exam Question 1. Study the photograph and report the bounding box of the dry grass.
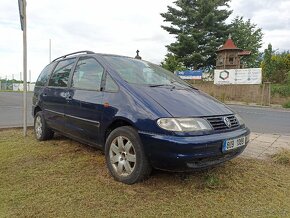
[0,129,290,217]
[272,149,290,165]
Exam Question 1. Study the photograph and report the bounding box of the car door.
[42,58,76,132]
[65,56,105,144]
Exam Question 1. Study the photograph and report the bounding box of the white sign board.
[214,68,262,85]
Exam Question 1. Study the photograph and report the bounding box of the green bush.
[271,84,290,97]
[283,101,290,108]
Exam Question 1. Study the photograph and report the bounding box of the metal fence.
[0,81,13,90]
[0,82,35,91]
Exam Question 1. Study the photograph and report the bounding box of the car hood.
[131,85,233,117]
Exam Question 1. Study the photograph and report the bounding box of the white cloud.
[0,0,175,81]
[0,0,289,81]
[228,0,290,50]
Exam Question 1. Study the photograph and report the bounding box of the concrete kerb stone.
[255,134,280,144]
[242,132,290,160]
[276,135,290,143]
[249,132,262,141]
[225,101,290,111]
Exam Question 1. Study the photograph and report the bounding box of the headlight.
[157,118,212,132]
[235,114,245,125]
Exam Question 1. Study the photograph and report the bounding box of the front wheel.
[34,111,54,141]
[105,126,152,184]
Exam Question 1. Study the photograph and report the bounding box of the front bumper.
[139,127,250,171]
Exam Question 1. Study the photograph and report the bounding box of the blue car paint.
[33,53,250,171]
[129,84,233,117]
[139,128,250,171]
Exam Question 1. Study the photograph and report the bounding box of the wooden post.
[260,83,265,106]
[264,82,271,106]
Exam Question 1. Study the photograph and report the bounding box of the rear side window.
[72,57,104,90]
[48,58,75,87]
[35,63,55,87]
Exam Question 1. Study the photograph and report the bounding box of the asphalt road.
[0,92,289,134]
[229,104,290,135]
[0,92,34,128]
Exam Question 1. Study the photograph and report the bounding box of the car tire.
[105,126,152,184]
[34,111,54,141]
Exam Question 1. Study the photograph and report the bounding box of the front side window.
[36,63,55,87]
[48,58,75,87]
[103,56,190,88]
[104,73,118,92]
[72,57,104,90]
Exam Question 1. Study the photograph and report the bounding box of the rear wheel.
[34,111,54,141]
[105,126,152,184]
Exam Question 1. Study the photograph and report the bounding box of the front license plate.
[223,136,246,152]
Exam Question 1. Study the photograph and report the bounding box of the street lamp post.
[18,0,27,136]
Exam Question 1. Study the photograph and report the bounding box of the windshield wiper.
[149,84,175,88]
[170,80,198,90]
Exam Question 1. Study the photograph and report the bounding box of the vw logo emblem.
[223,117,232,128]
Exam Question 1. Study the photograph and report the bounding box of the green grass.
[0,90,33,93]
[0,90,20,92]
[1,129,290,217]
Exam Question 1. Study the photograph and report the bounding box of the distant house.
[216,36,251,69]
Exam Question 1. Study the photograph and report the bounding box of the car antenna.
[135,50,142,60]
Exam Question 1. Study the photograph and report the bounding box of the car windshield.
[103,55,191,88]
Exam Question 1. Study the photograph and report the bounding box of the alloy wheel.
[109,136,136,176]
[35,115,43,139]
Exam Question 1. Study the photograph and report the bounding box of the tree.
[230,16,263,68]
[161,53,185,72]
[261,45,290,83]
[262,44,273,81]
[161,0,232,69]
[270,51,290,83]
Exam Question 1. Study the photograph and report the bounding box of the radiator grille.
[206,115,239,131]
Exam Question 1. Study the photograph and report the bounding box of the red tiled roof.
[238,50,251,56]
[218,38,241,51]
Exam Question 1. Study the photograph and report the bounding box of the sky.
[0,0,289,82]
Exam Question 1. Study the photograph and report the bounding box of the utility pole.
[18,0,27,136]
[49,39,51,63]
[29,70,31,91]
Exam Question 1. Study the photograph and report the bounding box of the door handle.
[65,92,72,101]
[65,95,72,101]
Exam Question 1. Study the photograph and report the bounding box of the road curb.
[225,101,290,111]
[242,132,290,160]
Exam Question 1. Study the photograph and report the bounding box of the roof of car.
[51,51,135,63]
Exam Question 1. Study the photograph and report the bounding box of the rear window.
[35,63,55,87]
[48,58,76,87]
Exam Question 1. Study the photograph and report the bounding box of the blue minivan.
[33,51,250,184]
